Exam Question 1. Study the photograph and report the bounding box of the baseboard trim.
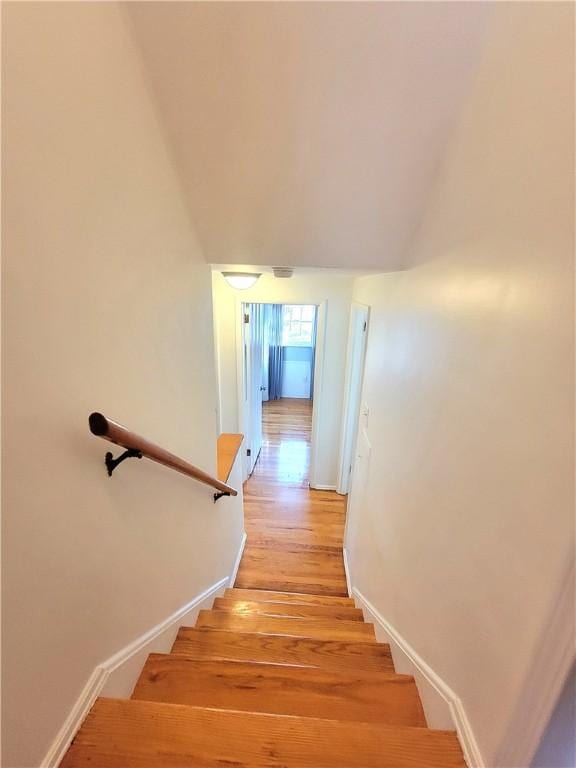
[342,546,352,597]
[309,483,337,491]
[352,587,485,768]
[41,577,227,768]
[229,530,247,586]
[41,665,109,768]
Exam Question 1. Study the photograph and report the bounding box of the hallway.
[235,398,349,597]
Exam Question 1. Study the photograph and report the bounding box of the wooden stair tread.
[61,698,466,768]
[246,533,343,554]
[172,627,394,672]
[133,654,425,726]
[246,520,345,537]
[196,610,376,642]
[242,513,344,526]
[236,546,346,565]
[225,587,355,607]
[214,597,363,621]
[234,574,349,597]
[235,547,348,597]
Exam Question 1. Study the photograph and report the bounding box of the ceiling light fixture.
[273,267,294,278]
[222,272,261,290]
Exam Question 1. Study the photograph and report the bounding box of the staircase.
[61,587,466,767]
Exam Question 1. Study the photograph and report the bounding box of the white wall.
[346,4,574,766]
[2,5,244,766]
[212,272,353,488]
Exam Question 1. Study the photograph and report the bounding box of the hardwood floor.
[235,398,349,596]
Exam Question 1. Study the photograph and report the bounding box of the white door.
[338,304,369,494]
[244,303,264,475]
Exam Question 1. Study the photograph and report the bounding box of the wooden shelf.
[217,433,243,483]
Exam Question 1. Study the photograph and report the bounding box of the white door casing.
[338,303,370,495]
[242,303,264,476]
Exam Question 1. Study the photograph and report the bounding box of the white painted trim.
[342,547,352,597]
[337,302,369,495]
[308,483,337,491]
[235,297,249,481]
[102,579,227,678]
[40,666,108,768]
[353,587,486,768]
[211,277,224,436]
[337,308,356,494]
[343,425,371,552]
[229,530,247,586]
[494,555,575,767]
[309,301,327,488]
[41,577,227,768]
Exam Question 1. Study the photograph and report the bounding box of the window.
[281,305,315,347]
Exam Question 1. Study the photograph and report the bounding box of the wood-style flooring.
[235,398,349,596]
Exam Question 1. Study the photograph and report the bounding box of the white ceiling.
[127,2,490,270]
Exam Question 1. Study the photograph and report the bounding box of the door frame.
[337,302,370,495]
[235,299,326,486]
[236,299,264,481]
[235,298,250,480]
[308,301,326,490]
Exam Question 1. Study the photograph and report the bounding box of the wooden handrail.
[89,412,238,499]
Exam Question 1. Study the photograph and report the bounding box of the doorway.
[239,303,319,482]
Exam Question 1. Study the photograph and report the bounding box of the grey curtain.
[267,304,284,400]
